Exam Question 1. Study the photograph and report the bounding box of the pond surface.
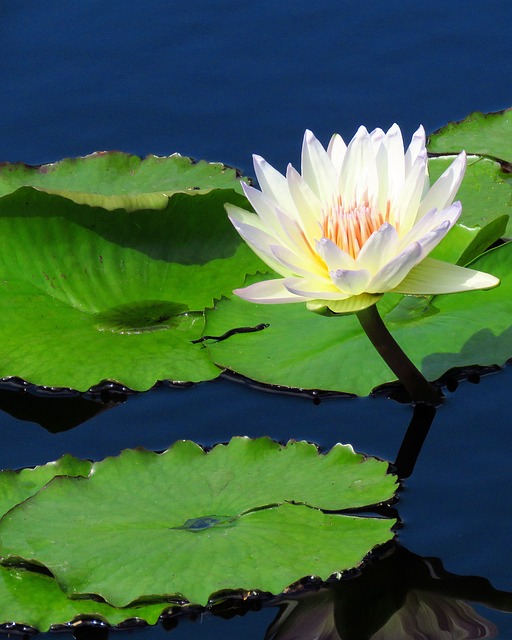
[1,369,512,638]
[0,1,511,638]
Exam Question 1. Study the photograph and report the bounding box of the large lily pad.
[428,109,512,163]
[0,437,397,607]
[204,242,512,396]
[0,154,268,390]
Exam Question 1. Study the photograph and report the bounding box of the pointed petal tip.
[328,132,344,146]
[240,180,253,197]
[233,278,310,304]
[285,162,296,178]
[252,153,265,167]
[414,124,426,137]
[224,202,243,218]
[452,149,467,166]
[476,272,500,290]
[354,124,370,139]
[449,268,500,293]
[303,129,317,144]
[303,129,323,151]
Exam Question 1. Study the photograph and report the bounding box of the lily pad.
[428,109,512,163]
[0,160,267,389]
[0,565,167,632]
[0,454,92,517]
[0,455,171,631]
[0,152,248,210]
[0,437,397,606]
[204,242,512,396]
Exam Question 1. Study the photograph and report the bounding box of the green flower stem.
[356,304,442,406]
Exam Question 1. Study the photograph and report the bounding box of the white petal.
[306,293,382,314]
[398,202,461,251]
[316,237,357,271]
[415,221,453,257]
[226,210,294,276]
[240,183,288,240]
[226,203,266,230]
[356,222,400,272]
[286,164,323,242]
[330,267,371,295]
[368,242,423,292]
[374,138,390,215]
[301,130,339,202]
[394,149,429,234]
[383,124,405,201]
[270,243,325,278]
[284,276,347,299]
[253,154,296,212]
[327,133,347,172]
[369,127,385,149]
[404,125,426,174]
[392,257,500,294]
[234,278,308,303]
[340,126,378,205]
[417,152,466,219]
[227,209,276,249]
[274,208,325,268]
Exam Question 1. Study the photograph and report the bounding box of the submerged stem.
[356,304,442,406]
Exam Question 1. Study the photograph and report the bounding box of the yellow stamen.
[321,196,394,259]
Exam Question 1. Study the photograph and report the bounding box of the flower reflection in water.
[374,590,497,639]
[267,588,496,639]
[265,547,507,639]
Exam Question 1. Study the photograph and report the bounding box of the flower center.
[321,196,392,259]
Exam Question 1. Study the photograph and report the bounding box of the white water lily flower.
[226,125,499,313]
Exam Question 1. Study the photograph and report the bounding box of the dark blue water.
[0,1,511,637]
[2,1,510,169]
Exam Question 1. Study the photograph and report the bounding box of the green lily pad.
[0,565,168,632]
[203,242,511,396]
[0,454,182,632]
[0,437,397,607]
[428,109,512,163]
[430,217,508,266]
[428,156,512,236]
[0,157,268,389]
[0,454,92,517]
[0,152,248,210]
